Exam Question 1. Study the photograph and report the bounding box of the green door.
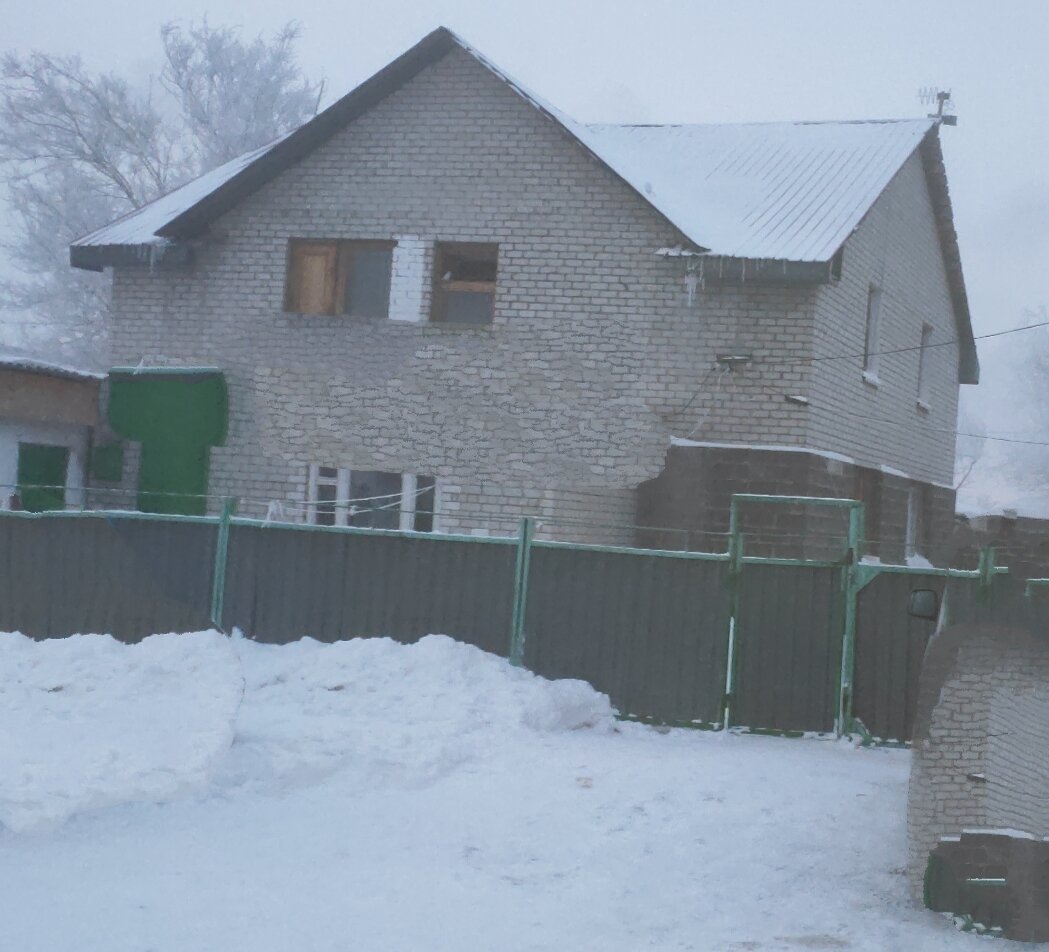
[17,443,69,512]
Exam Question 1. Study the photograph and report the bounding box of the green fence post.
[722,503,744,730]
[838,502,866,737]
[977,546,997,594]
[210,497,238,632]
[509,516,535,667]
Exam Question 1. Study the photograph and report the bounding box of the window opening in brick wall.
[286,240,393,317]
[905,485,923,559]
[917,322,934,406]
[863,285,883,379]
[431,242,498,324]
[306,465,436,530]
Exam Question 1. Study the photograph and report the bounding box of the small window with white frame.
[916,322,933,407]
[306,465,436,531]
[863,285,883,382]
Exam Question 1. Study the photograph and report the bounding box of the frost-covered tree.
[0,21,322,365]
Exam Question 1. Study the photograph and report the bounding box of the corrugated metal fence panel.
[223,524,517,652]
[523,546,731,725]
[853,572,944,742]
[733,564,842,733]
[0,514,216,640]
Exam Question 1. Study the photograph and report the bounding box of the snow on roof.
[579,119,936,261]
[70,28,935,266]
[72,136,285,249]
[0,348,105,381]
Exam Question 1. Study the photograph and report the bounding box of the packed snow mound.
[0,631,613,832]
[0,631,241,834]
[218,633,614,791]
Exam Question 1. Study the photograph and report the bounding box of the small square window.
[431,242,498,325]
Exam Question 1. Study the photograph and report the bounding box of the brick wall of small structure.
[953,513,1049,576]
[636,444,955,562]
[100,46,962,541]
[907,624,1049,899]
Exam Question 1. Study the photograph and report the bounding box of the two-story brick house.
[71,27,977,560]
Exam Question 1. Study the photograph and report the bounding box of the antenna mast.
[917,87,958,126]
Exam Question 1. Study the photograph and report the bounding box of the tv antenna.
[917,87,957,126]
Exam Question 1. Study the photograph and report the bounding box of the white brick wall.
[103,46,964,538]
[809,151,961,486]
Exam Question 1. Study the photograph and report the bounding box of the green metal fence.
[0,496,1018,741]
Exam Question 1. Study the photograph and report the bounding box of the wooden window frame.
[430,241,498,325]
[285,239,395,317]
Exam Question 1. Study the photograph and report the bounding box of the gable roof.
[69,26,977,381]
[578,119,935,262]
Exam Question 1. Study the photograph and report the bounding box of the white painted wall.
[0,418,90,509]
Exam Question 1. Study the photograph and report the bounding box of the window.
[285,239,393,317]
[306,465,436,531]
[905,486,923,560]
[917,323,934,406]
[431,242,498,324]
[863,285,883,380]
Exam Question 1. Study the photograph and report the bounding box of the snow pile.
[0,632,612,831]
[0,630,1003,951]
[217,634,612,792]
[0,631,241,833]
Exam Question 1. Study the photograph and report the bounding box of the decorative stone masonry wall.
[907,622,1049,905]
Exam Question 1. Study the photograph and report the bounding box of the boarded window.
[432,243,498,324]
[287,241,338,314]
[286,240,393,317]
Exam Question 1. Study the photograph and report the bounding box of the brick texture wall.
[907,623,1049,898]
[637,444,956,562]
[100,46,963,541]
[809,150,961,487]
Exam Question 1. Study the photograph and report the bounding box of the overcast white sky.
[4,0,1048,437]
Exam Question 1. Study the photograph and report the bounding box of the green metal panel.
[0,513,216,639]
[107,369,228,516]
[221,522,517,651]
[16,443,68,512]
[731,563,844,733]
[523,546,731,725]
[853,572,947,742]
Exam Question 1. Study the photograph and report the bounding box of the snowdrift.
[0,631,613,833]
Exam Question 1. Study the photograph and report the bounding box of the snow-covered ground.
[0,630,1024,951]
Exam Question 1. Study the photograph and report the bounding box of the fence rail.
[0,497,1025,743]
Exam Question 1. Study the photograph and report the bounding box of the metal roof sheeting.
[579,119,937,262]
[71,137,285,249]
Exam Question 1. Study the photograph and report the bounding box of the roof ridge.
[587,118,936,129]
